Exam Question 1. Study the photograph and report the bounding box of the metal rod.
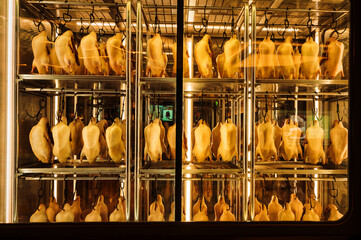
[125,0,132,222]
[139,177,243,181]
[22,176,126,181]
[256,7,349,14]
[255,91,348,96]
[17,74,126,81]
[255,177,348,182]
[134,0,142,222]
[24,88,126,93]
[242,2,249,222]
[27,1,126,7]
[143,5,243,10]
[175,0,184,222]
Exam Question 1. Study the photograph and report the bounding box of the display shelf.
[17,74,126,82]
[139,161,243,175]
[255,176,348,182]
[256,79,349,85]
[17,161,126,176]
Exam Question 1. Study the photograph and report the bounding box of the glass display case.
[0,0,358,234]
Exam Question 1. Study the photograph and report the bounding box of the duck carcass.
[172,39,190,77]
[327,120,348,165]
[106,118,126,163]
[302,207,320,221]
[273,121,282,157]
[69,117,84,158]
[279,203,295,221]
[220,204,235,221]
[146,33,167,77]
[211,122,221,157]
[31,31,50,74]
[279,119,301,161]
[217,119,238,161]
[84,208,102,222]
[214,195,226,221]
[255,205,270,221]
[289,193,303,221]
[55,203,74,222]
[80,31,102,74]
[326,204,343,221]
[223,35,242,78]
[54,30,79,74]
[109,197,126,222]
[324,37,344,79]
[95,195,108,222]
[257,37,276,79]
[195,34,214,78]
[256,116,277,161]
[300,37,320,79]
[70,196,83,222]
[167,123,187,161]
[29,117,53,164]
[144,119,167,162]
[304,120,325,164]
[148,194,165,222]
[193,196,208,221]
[30,204,48,223]
[293,47,301,79]
[45,197,61,223]
[192,120,212,162]
[106,33,126,76]
[52,116,72,163]
[80,117,100,163]
[277,36,295,79]
[49,47,62,74]
[304,194,322,219]
[169,197,186,221]
[216,53,225,78]
[268,195,283,221]
[99,42,109,75]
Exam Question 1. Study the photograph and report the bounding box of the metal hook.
[26,91,47,121]
[307,9,313,38]
[336,94,343,122]
[63,5,72,23]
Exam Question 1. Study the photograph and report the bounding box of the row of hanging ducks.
[144,118,238,163]
[29,116,126,164]
[256,116,348,165]
[30,195,125,223]
[252,194,343,222]
[147,33,344,80]
[31,30,126,75]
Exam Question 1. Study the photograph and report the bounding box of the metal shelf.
[18,166,126,176]
[17,74,126,83]
[256,79,349,85]
[255,176,348,182]
[139,161,243,176]
[140,77,244,84]
[255,169,347,175]
[20,176,126,181]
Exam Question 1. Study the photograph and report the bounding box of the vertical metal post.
[134,0,142,222]
[249,3,257,221]
[125,0,132,221]
[242,3,249,222]
[175,0,184,222]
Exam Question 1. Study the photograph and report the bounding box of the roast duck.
[222,35,243,78]
[254,205,270,221]
[146,33,167,77]
[268,195,283,221]
[31,31,50,74]
[289,193,304,221]
[172,39,190,77]
[52,116,72,163]
[106,118,126,163]
[106,33,126,75]
[167,123,187,161]
[144,119,167,162]
[257,37,276,79]
[277,36,295,79]
[195,34,214,78]
[29,117,53,163]
[326,204,343,221]
[304,120,325,164]
[211,119,238,161]
[109,197,126,222]
[30,204,48,223]
[323,37,344,79]
[300,37,320,79]
[169,197,186,221]
[278,203,295,221]
[55,203,74,222]
[69,117,84,159]
[256,116,277,161]
[214,195,235,221]
[193,196,209,221]
[148,194,165,222]
[327,120,348,165]
[81,117,101,163]
[80,31,102,74]
[54,30,79,74]
[192,120,212,162]
[279,119,302,161]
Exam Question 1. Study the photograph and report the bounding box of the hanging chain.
[262,92,268,121]
[89,2,95,23]
[336,96,343,122]
[307,9,313,38]
[306,177,316,209]
[62,177,68,209]
[230,7,235,35]
[264,9,269,38]
[312,96,322,121]
[329,177,345,209]
[33,4,46,32]
[277,8,289,39]
[154,5,161,34]
[63,4,72,23]
[193,6,208,36]
[57,89,65,122]
[26,92,47,121]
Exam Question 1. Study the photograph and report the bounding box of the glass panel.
[16,0,131,223]
[181,1,246,222]
[135,0,176,222]
[251,1,350,222]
